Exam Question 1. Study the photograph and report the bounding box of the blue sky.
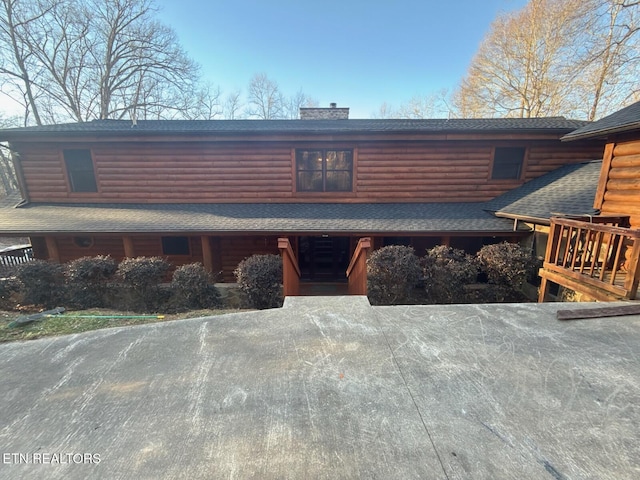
[155,0,529,118]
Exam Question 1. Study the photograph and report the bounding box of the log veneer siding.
[597,140,640,228]
[14,139,603,204]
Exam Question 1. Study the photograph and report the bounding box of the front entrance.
[298,236,350,281]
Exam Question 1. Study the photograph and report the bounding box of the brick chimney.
[300,103,349,120]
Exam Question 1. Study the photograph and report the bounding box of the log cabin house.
[0,105,605,294]
[538,100,640,301]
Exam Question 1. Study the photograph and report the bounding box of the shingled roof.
[562,100,640,141]
[0,202,528,235]
[0,117,590,140]
[485,160,602,224]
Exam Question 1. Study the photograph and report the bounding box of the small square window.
[162,236,190,255]
[492,147,526,180]
[64,149,97,192]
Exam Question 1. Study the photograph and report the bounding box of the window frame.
[295,148,355,194]
[62,149,98,193]
[490,146,527,181]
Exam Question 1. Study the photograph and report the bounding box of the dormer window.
[64,149,97,192]
[491,147,526,180]
[296,149,353,192]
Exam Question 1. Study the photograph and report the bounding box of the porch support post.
[44,236,60,262]
[278,237,300,296]
[346,237,371,295]
[440,236,451,247]
[201,236,213,273]
[123,236,135,258]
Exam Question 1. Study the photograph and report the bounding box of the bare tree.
[371,102,395,119]
[579,0,640,120]
[454,0,640,120]
[223,89,244,120]
[283,89,317,119]
[453,0,589,118]
[0,0,61,125]
[0,0,200,124]
[0,114,20,195]
[374,91,451,119]
[246,73,285,119]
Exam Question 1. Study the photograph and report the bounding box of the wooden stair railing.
[538,216,640,302]
[278,238,301,296]
[346,237,371,295]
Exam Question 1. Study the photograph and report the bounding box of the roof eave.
[562,122,640,142]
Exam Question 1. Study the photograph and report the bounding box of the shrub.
[116,256,171,311]
[65,255,118,308]
[0,276,20,310]
[476,242,538,301]
[170,262,221,310]
[234,254,283,309]
[423,245,478,304]
[367,245,422,305]
[13,260,66,308]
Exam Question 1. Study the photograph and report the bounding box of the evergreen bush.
[13,260,65,308]
[476,242,538,301]
[116,256,171,311]
[0,276,20,310]
[367,245,422,305]
[423,245,478,304]
[170,262,221,310]
[65,255,118,308]
[234,254,283,309]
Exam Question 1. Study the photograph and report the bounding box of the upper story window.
[296,149,353,192]
[491,147,526,180]
[63,149,97,192]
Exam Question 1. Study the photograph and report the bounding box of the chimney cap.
[329,102,337,108]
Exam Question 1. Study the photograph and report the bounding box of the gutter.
[493,211,549,227]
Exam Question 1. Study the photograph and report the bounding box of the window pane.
[162,236,190,255]
[69,171,98,192]
[298,171,323,191]
[326,150,352,170]
[326,171,352,191]
[492,147,525,180]
[64,149,97,192]
[296,151,323,171]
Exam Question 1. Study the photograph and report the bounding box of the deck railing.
[538,216,640,301]
[0,245,33,275]
[278,237,300,296]
[346,237,371,295]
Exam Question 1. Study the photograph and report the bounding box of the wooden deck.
[539,215,640,301]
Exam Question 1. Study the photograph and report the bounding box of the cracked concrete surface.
[1,297,639,479]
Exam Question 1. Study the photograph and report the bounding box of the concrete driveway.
[1,297,639,479]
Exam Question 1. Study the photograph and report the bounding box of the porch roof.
[0,201,528,235]
[485,160,602,225]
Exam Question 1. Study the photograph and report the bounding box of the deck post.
[623,239,640,299]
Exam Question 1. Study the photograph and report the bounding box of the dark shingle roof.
[0,117,591,140]
[485,160,602,224]
[0,202,528,235]
[563,100,640,141]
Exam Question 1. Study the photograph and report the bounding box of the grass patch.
[0,308,251,343]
